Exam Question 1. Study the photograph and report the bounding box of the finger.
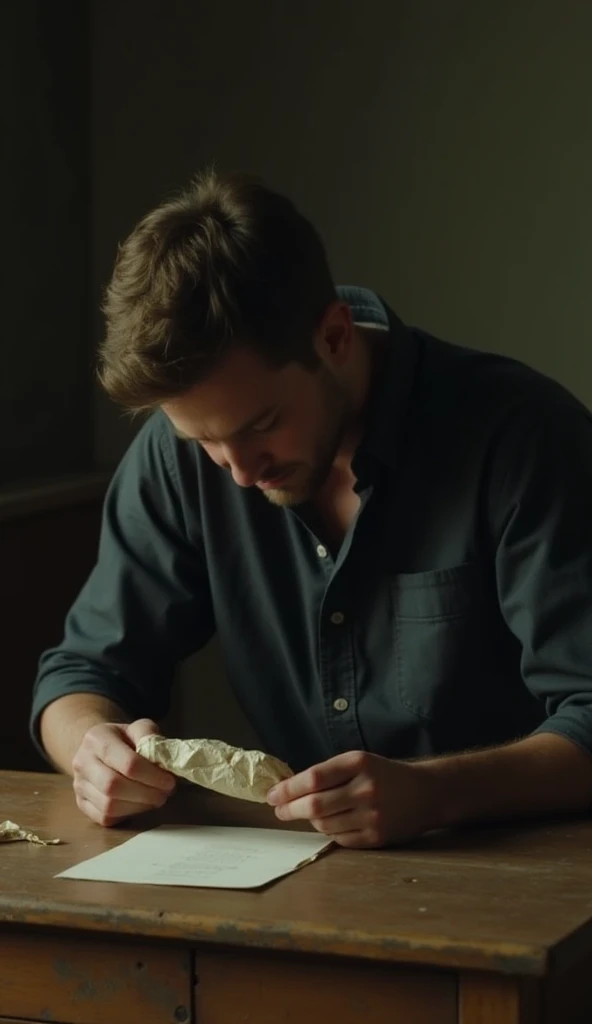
[309,810,362,835]
[319,814,384,849]
[304,812,383,849]
[81,756,173,807]
[274,783,356,822]
[76,791,138,828]
[267,751,366,806]
[76,794,111,826]
[331,830,377,849]
[309,805,382,836]
[125,718,161,746]
[96,734,176,793]
[75,774,168,826]
[77,792,131,828]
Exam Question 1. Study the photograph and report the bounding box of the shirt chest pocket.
[390,563,486,720]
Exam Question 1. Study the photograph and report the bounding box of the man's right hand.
[71,718,176,826]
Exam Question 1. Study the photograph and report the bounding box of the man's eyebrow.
[173,406,277,444]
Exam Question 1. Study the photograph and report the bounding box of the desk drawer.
[195,948,456,1024]
[0,931,193,1024]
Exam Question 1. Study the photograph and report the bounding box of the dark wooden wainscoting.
[0,474,109,771]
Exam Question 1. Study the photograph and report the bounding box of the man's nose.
[221,443,263,488]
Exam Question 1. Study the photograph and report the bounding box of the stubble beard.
[262,371,352,508]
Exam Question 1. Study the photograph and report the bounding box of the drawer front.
[0,931,193,1024]
[195,948,456,1024]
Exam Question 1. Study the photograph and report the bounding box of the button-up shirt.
[31,287,592,771]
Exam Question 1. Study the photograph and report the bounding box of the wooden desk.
[1,771,592,1023]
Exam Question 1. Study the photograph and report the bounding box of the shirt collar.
[336,285,420,488]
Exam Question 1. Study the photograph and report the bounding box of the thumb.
[125,718,162,749]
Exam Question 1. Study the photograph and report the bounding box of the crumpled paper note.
[0,820,61,845]
[136,736,293,803]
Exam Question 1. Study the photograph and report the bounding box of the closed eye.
[251,414,280,434]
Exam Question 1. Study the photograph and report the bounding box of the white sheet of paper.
[56,825,332,889]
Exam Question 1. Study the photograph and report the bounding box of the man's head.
[100,169,360,505]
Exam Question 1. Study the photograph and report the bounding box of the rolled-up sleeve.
[30,414,215,755]
[491,397,592,753]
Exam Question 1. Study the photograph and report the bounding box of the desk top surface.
[1,770,591,976]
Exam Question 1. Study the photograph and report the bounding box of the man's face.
[162,331,353,507]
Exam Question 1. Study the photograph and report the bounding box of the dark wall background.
[1,0,92,486]
[92,0,592,470]
[4,0,590,482]
[3,0,591,743]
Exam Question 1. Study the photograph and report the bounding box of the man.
[32,170,592,848]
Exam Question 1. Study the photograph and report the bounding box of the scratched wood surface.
[1,771,592,976]
[0,931,192,1024]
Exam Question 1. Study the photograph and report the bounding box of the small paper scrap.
[0,820,61,845]
[136,735,293,803]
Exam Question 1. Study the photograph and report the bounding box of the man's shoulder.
[113,410,178,474]
[107,411,203,499]
[414,327,589,426]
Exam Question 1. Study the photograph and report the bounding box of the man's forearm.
[418,732,592,829]
[40,693,130,776]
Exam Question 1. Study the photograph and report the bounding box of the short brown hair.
[98,169,336,410]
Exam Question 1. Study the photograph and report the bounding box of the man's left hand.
[266,750,443,848]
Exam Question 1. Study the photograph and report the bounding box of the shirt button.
[330,611,345,625]
[333,698,349,712]
[316,544,328,558]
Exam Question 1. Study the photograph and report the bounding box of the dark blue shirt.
[31,288,592,772]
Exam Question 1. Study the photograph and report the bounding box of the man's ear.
[315,301,354,365]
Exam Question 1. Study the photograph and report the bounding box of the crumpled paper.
[136,736,293,803]
[0,820,61,845]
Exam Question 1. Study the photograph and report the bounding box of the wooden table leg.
[459,972,541,1024]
